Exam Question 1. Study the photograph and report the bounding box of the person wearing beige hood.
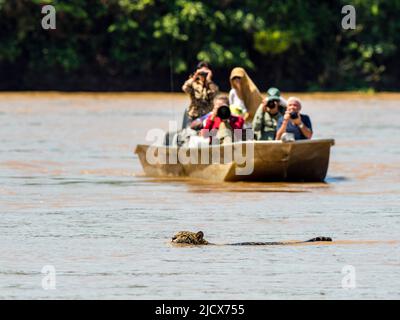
[228,67,263,124]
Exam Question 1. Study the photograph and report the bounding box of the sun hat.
[267,87,281,101]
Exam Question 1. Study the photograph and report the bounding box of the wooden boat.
[134,139,335,182]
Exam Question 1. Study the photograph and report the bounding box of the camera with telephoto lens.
[217,105,231,120]
[290,112,299,120]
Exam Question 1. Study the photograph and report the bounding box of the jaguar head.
[171,231,208,245]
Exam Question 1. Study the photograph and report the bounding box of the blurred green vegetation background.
[0,0,399,92]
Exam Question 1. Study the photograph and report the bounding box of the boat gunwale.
[135,138,335,153]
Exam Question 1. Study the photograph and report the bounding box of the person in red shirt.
[202,94,244,144]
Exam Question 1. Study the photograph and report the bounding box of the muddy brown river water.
[0,93,399,299]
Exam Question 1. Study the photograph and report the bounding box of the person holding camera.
[203,94,244,145]
[276,97,313,141]
[182,61,219,124]
[252,89,285,141]
[266,87,287,113]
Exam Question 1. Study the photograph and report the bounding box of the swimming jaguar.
[171,231,332,246]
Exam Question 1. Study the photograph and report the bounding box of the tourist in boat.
[182,61,219,125]
[203,94,244,145]
[276,97,313,141]
[228,67,263,124]
[266,87,287,114]
[252,91,284,141]
[188,111,211,131]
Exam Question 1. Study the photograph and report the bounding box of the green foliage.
[254,30,293,55]
[0,0,399,90]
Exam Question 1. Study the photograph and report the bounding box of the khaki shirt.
[182,78,219,119]
[252,105,282,141]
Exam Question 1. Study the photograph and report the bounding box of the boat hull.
[134,139,335,182]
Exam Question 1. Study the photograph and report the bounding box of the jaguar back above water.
[171,231,332,246]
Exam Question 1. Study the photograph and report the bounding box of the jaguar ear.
[196,231,204,240]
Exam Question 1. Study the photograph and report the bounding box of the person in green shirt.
[252,90,284,141]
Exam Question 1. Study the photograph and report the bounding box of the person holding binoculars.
[276,97,313,141]
[252,88,285,141]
